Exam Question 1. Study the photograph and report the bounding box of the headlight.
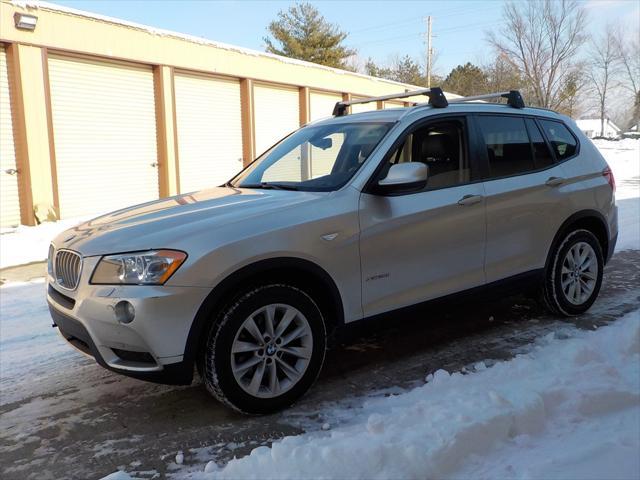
[91,250,187,285]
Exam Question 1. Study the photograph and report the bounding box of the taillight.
[603,166,616,193]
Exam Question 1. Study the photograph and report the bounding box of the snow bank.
[0,217,87,269]
[192,310,639,480]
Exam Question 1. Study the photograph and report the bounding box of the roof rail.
[448,90,525,109]
[333,87,448,116]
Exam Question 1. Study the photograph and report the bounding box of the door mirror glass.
[377,162,428,193]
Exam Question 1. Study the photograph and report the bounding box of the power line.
[350,32,423,48]
[347,5,487,36]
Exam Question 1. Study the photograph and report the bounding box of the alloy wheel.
[560,241,598,305]
[230,303,313,398]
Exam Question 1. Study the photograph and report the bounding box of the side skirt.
[335,269,544,341]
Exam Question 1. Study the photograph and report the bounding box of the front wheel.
[201,284,326,414]
[542,229,604,316]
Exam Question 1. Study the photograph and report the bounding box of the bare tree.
[587,26,619,137]
[487,0,587,109]
[614,26,640,130]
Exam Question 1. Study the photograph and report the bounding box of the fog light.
[114,300,135,324]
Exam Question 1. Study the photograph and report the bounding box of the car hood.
[55,187,327,256]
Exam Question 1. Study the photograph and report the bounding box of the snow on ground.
[594,138,640,251]
[0,217,87,269]
[0,279,95,405]
[103,310,640,480]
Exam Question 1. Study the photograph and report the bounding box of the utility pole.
[426,15,432,87]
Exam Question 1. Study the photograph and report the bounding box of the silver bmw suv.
[47,88,618,413]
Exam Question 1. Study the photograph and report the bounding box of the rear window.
[539,120,577,160]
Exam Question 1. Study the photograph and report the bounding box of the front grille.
[55,250,82,290]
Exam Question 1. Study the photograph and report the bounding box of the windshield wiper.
[241,182,300,191]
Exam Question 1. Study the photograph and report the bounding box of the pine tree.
[264,3,355,69]
[442,63,488,96]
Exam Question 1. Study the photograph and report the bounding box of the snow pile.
[192,310,640,480]
[0,217,87,269]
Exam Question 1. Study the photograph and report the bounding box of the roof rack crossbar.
[333,87,448,116]
[448,90,525,109]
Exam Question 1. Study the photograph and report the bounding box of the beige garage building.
[0,1,452,227]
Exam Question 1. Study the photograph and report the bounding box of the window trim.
[471,113,579,182]
[363,113,482,196]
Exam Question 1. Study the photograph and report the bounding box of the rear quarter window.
[539,120,577,160]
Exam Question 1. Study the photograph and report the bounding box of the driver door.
[358,116,487,317]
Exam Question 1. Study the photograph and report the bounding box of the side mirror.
[375,162,428,194]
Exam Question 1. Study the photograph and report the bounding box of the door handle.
[545,176,565,187]
[4,168,18,175]
[457,194,483,206]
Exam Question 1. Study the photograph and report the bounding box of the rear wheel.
[542,229,604,316]
[200,284,326,414]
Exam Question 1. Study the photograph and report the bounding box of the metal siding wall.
[174,73,243,193]
[48,55,159,218]
[0,46,20,228]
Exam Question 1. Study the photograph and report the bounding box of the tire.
[200,284,326,414]
[541,229,604,316]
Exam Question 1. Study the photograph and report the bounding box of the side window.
[478,115,535,178]
[384,120,470,190]
[526,118,554,169]
[539,120,577,160]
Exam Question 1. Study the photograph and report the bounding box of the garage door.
[309,91,342,122]
[254,84,299,155]
[254,84,301,182]
[351,97,378,114]
[48,56,159,219]
[0,46,20,228]
[384,101,404,109]
[308,91,344,178]
[174,73,243,193]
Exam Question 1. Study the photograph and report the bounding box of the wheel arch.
[183,257,345,375]
[545,209,611,273]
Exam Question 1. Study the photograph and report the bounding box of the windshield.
[231,122,393,191]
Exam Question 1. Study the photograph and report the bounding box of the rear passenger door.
[476,114,572,283]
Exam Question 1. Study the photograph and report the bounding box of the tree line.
[264,1,639,134]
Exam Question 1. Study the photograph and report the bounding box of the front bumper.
[47,255,210,385]
[49,304,193,385]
